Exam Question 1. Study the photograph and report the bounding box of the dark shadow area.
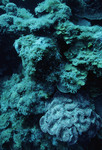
[22,114,41,128]
[9,0,44,14]
[0,34,22,77]
[91,20,102,26]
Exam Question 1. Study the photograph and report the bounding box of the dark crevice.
[91,20,102,26]
[0,34,22,77]
[22,114,42,128]
[57,38,71,62]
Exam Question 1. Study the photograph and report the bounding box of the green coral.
[57,64,87,93]
[56,20,102,77]
[55,21,102,44]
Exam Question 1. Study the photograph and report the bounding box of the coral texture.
[14,35,60,78]
[5,3,17,15]
[0,0,102,149]
[40,93,101,145]
[57,64,87,93]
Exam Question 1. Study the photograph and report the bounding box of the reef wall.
[0,0,102,150]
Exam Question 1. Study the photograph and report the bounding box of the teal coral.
[0,74,51,115]
[57,64,87,93]
[55,21,102,78]
[35,0,71,21]
[14,35,61,82]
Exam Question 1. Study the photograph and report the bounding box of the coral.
[5,3,17,15]
[14,35,61,80]
[55,21,102,77]
[0,73,52,115]
[0,0,71,35]
[0,14,13,32]
[55,20,102,44]
[35,0,71,22]
[71,49,102,75]
[0,111,44,150]
[0,113,11,130]
[17,7,33,19]
[0,129,12,146]
[40,93,101,145]
[0,4,42,34]
[0,0,9,5]
[57,63,87,93]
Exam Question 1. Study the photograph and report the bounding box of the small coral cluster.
[57,64,87,93]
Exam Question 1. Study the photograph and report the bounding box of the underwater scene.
[0,0,102,150]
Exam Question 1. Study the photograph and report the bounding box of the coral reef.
[0,0,102,150]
